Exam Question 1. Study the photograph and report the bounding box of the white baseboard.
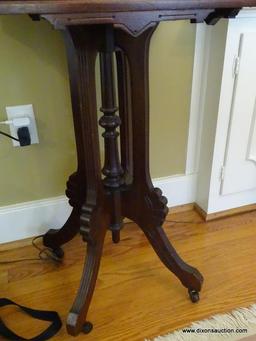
[0,174,197,244]
[153,173,198,207]
[0,196,72,244]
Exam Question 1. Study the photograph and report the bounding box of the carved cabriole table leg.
[115,26,203,298]
[62,26,111,336]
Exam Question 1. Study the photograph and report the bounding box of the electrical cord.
[125,219,204,225]
[165,220,204,224]
[0,219,204,265]
[0,235,62,265]
[0,130,20,142]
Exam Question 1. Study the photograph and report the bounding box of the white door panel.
[247,107,256,164]
[221,32,256,195]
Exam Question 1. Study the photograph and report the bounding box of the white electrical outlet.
[5,104,39,147]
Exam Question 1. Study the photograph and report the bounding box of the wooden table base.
[41,23,203,336]
[0,0,251,337]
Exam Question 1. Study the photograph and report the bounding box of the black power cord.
[0,235,62,265]
[0,127,31,146]
[0,130,20,142]
[124,219,204,226]
[165,219,204,225]
[0,219,204,265]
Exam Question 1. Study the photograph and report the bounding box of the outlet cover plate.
[6,104,39,147]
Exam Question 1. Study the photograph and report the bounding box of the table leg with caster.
[63,25,111,336]
[42,173,85,257]
[117,26,203,301]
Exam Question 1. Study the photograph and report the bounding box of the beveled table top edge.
[0,0,255,15]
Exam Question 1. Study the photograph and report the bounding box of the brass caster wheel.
[52,247,64,260]
[83,321,93,334]
[188,289,200,303]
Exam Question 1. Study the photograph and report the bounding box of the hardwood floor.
[1,209,256,340]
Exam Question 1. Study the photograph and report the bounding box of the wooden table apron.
[0,1,254,337]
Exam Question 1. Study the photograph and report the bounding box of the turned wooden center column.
[99,26,125,243]
[99,27,124,189]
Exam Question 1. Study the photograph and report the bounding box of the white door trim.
[236,8,256,18]
[186,8,256,178]
[185,23,212,175]
[192,9,256,214]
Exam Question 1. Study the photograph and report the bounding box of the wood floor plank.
[0,209,256,340]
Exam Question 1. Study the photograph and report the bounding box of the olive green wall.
[150,21,195,178]
[0,16,195,206]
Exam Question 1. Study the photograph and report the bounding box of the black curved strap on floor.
[0,298,62,340]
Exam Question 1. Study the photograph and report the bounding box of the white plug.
[5,105,39,147]
[0,117,30,127]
